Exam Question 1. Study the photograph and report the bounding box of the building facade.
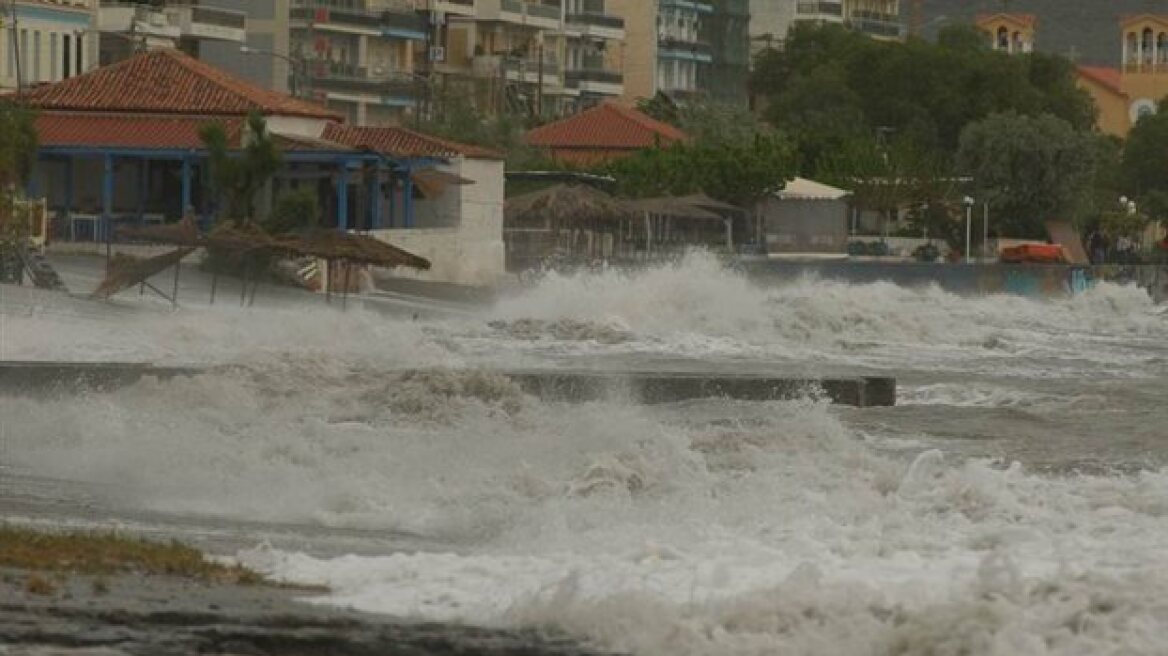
[1075,15,1168,137]
[609,0,749,106]
[748,0,902,54]
[97,0,247,67]
[1,0,98,92]
[422,0,627,119]
[975,13,1036,54]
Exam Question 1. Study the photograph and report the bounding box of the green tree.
[607,134,794,206]
[199,111,282,223]
[1120,106,1168,222]
[263,187,320,234]
[0,102,38,239]
[957,112,1097,238]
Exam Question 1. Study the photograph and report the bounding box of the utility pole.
[9,0,23,97]
[536,40,544,120]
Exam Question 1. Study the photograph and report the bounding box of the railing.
[658,37,713,58]
[565,68,623,85]
[190,6,246,29]
[291,0,422,31]
[795,1,843,17]
[849,13,903,38]
[566,12,625,30]
[527,2,561,20]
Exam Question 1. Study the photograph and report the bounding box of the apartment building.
[1,0,98,92]
[425,0,627,118]
[609,0,749,106]
[749,0,903,52]
[97,0,246,66]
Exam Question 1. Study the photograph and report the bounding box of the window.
[50,33,57,80]
[5,29,12,78]
[33,31,40,82]
[76,33,83,73]
[20,29,27,81]
[63,34,71,78]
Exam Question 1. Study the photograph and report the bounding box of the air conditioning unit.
[429,46,446,62]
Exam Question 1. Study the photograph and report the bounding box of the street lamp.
[240,45,306,98]
[963,196,975,264]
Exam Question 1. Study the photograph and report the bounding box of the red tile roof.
[1077,66,1126,97]
[524,102,688,150]
[20,49,340,120]
[323,124,503,160]
[35,113,243,150]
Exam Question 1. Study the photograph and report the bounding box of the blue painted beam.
[102,154,114,242]
[64,157,74,216]
[369,166,382,230]
[388,175,396,228]
[181,157,192,217]
[403,167,414,229]
[337,166,350,231]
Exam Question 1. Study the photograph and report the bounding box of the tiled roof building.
[524,101,687,166]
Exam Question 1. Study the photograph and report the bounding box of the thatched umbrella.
[506,184,631,228]
[506,184,631,260]
[91,248,196,303]
[626,197,724,221]
[673,192,742,214]
[278,230,431,270]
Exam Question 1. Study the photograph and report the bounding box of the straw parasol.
[278,230,431,270]
[91,248,195,300]
[673,192,742,214]
[626,197,725,221]
[506,183,632,227]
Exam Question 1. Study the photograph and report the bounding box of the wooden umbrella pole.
[342,261,351,310]
[210,268,218,305]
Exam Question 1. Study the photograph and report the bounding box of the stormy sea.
[3,253,1167,655]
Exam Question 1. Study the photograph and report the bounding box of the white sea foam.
[5,255,1167,654]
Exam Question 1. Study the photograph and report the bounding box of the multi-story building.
[286,0,429,125]
[1,0,99,92]
[97,0,247,67]
[749,0,902,53]
[425,0,627,119]
[609,0,749,106]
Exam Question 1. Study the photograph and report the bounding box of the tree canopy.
[752,23,1096,176]
[957,112,1099,238]
[199,111,282,222]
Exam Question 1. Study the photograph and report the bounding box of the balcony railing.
[658,37,713,57]
[190,6,246,30]
[795,1,843,17]
[849,12,902,38]
[565,68,623,85]
[566,12,624,30]
[308,63,421,96]
[291,0,423,32]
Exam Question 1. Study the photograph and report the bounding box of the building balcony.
[473,53,562,85]
[98,1,247,43]
[657,37,713,63]
[564,67,623,95]
[565,12,625,40]
[659,0,714,15]
[432,0,477,17]
[795,1,844,20]
[307,63,422,106]
[848,11,903,39]
[476,0,563,30]
[291,0,427,40]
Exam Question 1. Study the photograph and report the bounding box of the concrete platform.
[0,361,896,407]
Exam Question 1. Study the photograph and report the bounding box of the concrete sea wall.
[741,262,1168,303]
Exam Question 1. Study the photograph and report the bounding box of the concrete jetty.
[0,361,896,407]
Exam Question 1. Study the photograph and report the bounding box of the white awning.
[775,177,851,201]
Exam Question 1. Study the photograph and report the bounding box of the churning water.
[3,253,1167,655]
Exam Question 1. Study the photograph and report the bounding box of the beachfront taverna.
[20,49,506,286]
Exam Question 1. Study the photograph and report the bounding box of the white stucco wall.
[372,156,506,287]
